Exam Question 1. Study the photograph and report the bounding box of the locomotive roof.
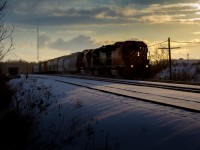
[92,41,147,53]
[115,41,147,47]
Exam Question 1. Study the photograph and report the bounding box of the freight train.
[33,41,150,79]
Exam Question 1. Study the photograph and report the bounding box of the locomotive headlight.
[131,65,134,68]
[146,65,149,68]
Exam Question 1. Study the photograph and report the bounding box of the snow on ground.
[61,74,200,89]
[9,75,200,150]
[155,61,200,82]
[36,74,200,111]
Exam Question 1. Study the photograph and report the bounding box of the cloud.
[90,0,198,6]
[39,34,50,48]
[47,35,101,52]
[40,34,148,52]
[6,0,200,26]
[127,37,143,41]
[192,31,200,34]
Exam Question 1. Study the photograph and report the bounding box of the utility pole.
[26,62,28,79]
[37,22,39,62]
[159,37,180,80]
[168,37,172,80]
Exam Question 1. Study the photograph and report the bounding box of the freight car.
[34,41,150,79]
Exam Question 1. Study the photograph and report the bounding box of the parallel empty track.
[32,75,200,113]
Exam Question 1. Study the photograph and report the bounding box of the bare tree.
[150,45,169,77]
[150,46,168,65]
[0,0,14,61]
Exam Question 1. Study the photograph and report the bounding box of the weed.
[86,124,95,140]
[73,98,84,109]
[0,85,14,111]
[0,108,34,150]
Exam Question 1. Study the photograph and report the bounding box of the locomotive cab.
[111,41,150,78]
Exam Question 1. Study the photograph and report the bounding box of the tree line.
[2,60,37,74]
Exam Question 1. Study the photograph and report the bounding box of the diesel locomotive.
[33,41,150,79]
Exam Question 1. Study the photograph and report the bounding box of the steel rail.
[55,79,200,113]
[56,75,200,94]
[31,75,200,113]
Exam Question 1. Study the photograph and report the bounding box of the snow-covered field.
[156,61,200,81]
[9,75,200,150]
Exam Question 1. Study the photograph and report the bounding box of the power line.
[171,40,200,48]
[180,45,200,48]
[148,40,200,47]
[171,40,200,44]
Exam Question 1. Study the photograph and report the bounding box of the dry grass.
[0,71,34,150]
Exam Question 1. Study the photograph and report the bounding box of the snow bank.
[8,75,200,150]
[155,61,200,82]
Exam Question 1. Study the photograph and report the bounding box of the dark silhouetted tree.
[0,0,14,61]
[150,46,169,77]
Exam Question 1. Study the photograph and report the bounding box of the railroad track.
[56,74,200,94]
[31,74,200,113]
